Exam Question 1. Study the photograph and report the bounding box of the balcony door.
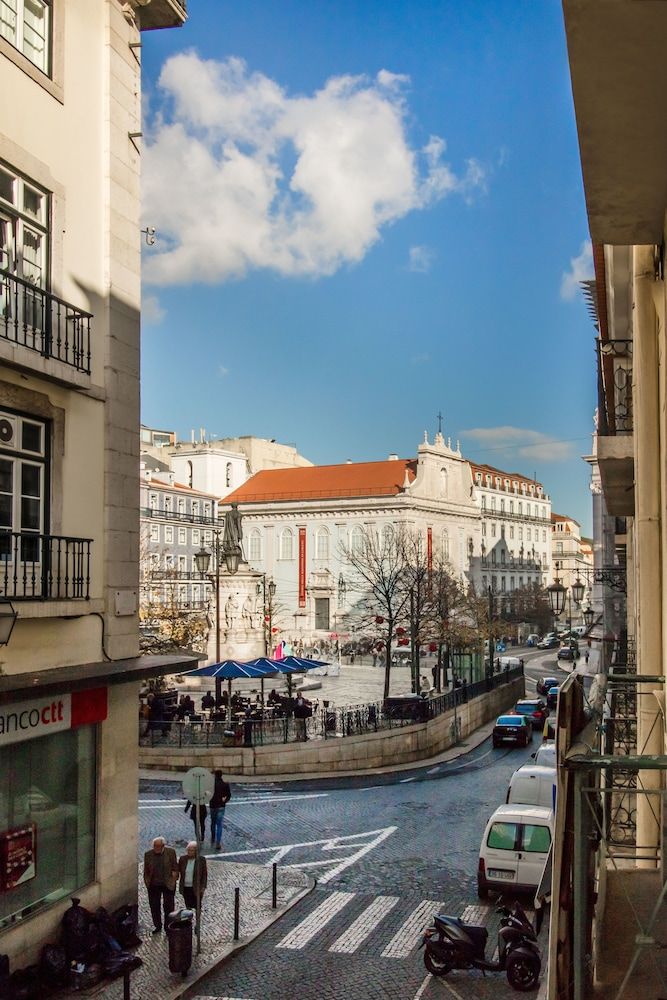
[0,410,47,596]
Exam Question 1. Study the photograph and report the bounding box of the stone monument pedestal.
[207,563,268,662]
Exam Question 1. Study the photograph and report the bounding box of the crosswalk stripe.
[276,891,355,950]
[380,899,444,958]
[328,895,399,954]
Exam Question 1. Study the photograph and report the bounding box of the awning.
[0,653,199,705]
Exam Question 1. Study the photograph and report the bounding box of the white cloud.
[561,240,593,301]
[410,351,430,365]
[142,53,485,286]
[408,245,435,273]
[462,426,572,462]
[218,364,229,377]
[142,294,165,324]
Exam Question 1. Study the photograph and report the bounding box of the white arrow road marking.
[381,900,444,958]
[329,895,399,953]
[413,974,432,1000]
[276,891,355,950]
[212,826,397,884]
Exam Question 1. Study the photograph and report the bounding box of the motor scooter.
[421,900,541,992]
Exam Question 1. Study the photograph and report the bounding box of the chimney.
[191,429,195,444]
[388,453,399,461]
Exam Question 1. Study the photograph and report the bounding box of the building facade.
[469,463,552,596]
[140,465,218,613]
[550,512,594,615]
[0,0,191,967]
[223,433,483,646]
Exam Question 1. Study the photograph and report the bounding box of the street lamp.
[256,575,276,655]
[547,570,584,652]
[195,528,241,704]
[583,604,595,629]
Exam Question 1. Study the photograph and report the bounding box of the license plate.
[488,869,514,880]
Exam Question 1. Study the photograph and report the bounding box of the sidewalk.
[63,861,312,1000]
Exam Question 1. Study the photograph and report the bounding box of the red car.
[509,699,549,729]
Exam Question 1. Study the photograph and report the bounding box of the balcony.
[597,338,635,516]
[141,507,216,526]
[1,268,92,375]
[138,0,187,31]
[0,531,92,600]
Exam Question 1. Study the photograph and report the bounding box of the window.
[192,529,200,546]
[542,530,546,543]
[491,497,496,511]
[510,577,515,590]
[491,550,496,564]
[226,462,232,488]
[527,528,531,542]
[500,499,505,513]
[315,527,329,560]
[279,528,294,560]
[165,526,173,544]
[501,576,506,591]
[481,523,486,537]
[0,724,95,930]
[440,467,448,497]
[501,525,505,539]
[203,502,211,518]
[556,541,563,554]
[481,496,486,509]
[149,493,157,511]
[149,524,159,543]
[177,498,184,514]
[192,501,199,518]
[204,530,212,544]
[442,529,450,558]
[192,584,200,602]
[501,550,506,564]
[178,584,187,604]
[487,821,518,851]
[165,554,174,570]
[509,526,514,540]
[0,0,51,74]
[248,529,262,561]
[178,527,186,545]
[518,527,523,541]
[381,524,394,548]
[519,576,523,588]
[350,526,364,555]
[186,462,193,488]
[0,165,49,341]
[510,501,514,514]
[522,824,551,853]
[177,555,186,572]
[482,575,487,589]
[0,409,47,565]
[491,523,496,537]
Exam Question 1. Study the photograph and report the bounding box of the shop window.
[0,724,96,929]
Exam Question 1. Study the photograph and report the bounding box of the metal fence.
[139,665,523,749]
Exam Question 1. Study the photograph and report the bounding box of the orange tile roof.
[224,459,417,504]
[470,462,544,492]
[551,512,579,525]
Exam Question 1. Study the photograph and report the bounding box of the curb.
[173,873,316,1000]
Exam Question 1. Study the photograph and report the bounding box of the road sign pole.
[195,775,202,956]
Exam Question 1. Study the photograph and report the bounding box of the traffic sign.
[182,767,214,805]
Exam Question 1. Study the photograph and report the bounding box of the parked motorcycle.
[421,900,541,992]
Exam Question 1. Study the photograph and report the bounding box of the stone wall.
[139,677,525,776]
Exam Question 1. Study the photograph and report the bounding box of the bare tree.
[341,524,411,700]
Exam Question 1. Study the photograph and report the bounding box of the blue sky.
[139,0,595,533]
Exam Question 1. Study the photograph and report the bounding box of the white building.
[469,463,553,595]
[223,433,480,643]
[551,512,594,612]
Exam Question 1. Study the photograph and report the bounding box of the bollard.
[272,863,277,909]
[123,969,130,1000]
[233,887,240,941]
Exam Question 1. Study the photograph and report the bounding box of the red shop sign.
[0,825,36,891]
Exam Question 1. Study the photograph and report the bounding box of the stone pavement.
[66,861,312,1000]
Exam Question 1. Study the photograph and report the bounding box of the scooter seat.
[434,916,488,947]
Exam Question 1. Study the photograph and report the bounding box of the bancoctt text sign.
[0,688,107,747]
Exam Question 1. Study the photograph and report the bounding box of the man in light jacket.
[143,836,179,933]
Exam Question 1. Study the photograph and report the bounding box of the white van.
[477,803,553,898]
[506,764,556,810]
[532,741,556,768]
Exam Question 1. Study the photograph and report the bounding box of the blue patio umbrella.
[183,659,277,722]
[248,655,329,697]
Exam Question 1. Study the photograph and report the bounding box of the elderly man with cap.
[143,836,179,933]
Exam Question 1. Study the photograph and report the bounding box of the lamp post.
[487,586,495,680]
[256,575,277,655]
[547,571,585,654]
[195,529,241,705]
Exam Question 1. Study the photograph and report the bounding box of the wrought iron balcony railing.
[0,531,92,600]
[141,507,217,525]
[597,338,633,435]
[0,267,92,374]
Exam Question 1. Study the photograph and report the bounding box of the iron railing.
[0,267,92,374]
[139,664,524,748]
[141,507,217,525]
[0,530,92,599]
[597,338,633,435]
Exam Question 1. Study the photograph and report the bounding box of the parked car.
[509,699,549,729]
[537,637,559,650]
[532,741,556,767]
[526,634,540,647]
[477,804,553,898]
[536,675,559,696]
[492,714,533,748]
[557,645,579,661]
[506,764,557,809]
[546,685,560,710]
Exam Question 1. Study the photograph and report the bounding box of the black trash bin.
[166,908,194,977]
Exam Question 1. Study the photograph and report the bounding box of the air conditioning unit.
[0,413,17,447]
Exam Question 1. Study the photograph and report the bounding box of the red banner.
[427,527,433,598]
[298,528,306,608]
[0,825,36,891]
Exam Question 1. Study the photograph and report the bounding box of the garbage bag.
[102,953,142,978]
[0,954,9,1000]
[7,966,40,1000]
[112,904,141,948]
[61,898,94,962]
[39,944,68,988]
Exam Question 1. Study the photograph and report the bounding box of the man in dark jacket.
[184,799,207,841]
[143,836,179,933]
[209,770,231,850]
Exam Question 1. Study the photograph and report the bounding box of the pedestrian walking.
[143,836,179,934]
[184,799,207,841]
[585,649,590,665]
[178,841,207,913]
[209,770,231,850]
